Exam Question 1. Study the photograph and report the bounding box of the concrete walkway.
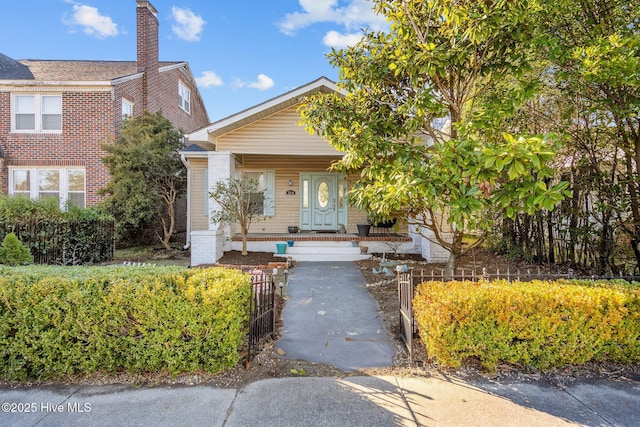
[275,262,396,370]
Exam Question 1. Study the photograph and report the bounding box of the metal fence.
[396,266,640,357]
[248,272,276,360]
[0,219,115,265]
[404,267,640,285]
[397,271,416,362]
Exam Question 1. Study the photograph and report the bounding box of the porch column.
[419,228,450,263]
[190,151,235,266]
[408,215,450,263]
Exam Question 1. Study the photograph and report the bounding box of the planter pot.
[357,224,370,237]
[276,243,287,254]
[287,240,294,247]
[288,226,299,233]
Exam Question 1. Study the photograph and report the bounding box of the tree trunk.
[241,225,249,255]
[546,209,555,264]
[444,231,464,278]
[444,252,460,279]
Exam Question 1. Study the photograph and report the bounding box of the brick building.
[0,0,209,208]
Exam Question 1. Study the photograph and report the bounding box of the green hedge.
[413,279,640,371]
[0,266,250,381]
[0,196,115,265]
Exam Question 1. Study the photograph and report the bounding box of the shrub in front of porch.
[0,265,250,381]
[413,279,640,371]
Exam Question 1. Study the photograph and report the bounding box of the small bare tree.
[209,177,269,255]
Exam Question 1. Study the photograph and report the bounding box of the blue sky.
[0,0,388,122]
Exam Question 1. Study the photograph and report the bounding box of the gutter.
[180,153,191,250]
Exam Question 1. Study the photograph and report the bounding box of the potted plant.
[356,223,371,237]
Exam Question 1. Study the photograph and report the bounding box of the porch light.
[288,180,293,186]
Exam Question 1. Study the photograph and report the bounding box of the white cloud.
[196,71,223,88]
[64,4,118,38]
[171,7,206,42]
[235,74,275,91]
[248,74,275,91]
[323,30,362,48]
[278,0,387,36]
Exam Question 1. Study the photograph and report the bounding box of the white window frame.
[11,94,62,133]
[8,167,86,209]
[241,170,274,216]
[178,80,191,114]
[122,98,133,120]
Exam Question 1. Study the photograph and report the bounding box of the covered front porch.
[230,232,416,262]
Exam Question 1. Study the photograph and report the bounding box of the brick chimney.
[136,1,160,113]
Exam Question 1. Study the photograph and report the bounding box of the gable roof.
[0,58,183,82]
[187,76,344,141]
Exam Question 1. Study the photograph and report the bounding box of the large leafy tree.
[533,0,640,267]
[100,111,186,250]
[300,0,568,274]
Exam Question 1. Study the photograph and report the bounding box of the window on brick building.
[178,81,191,114]
[12,94,62,132]
[9,167,85,209]
[122,98,133,120]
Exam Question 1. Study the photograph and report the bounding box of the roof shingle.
[0,56,182,81]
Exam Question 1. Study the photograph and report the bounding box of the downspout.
[180,153,191,250]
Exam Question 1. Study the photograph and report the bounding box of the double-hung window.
[9,167,85,209]
[13,94,62,132]
[178,81,191,114]
[242,171,275,216]
[122,98,133,120]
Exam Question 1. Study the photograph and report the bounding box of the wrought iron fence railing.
[0,219,115,265]
[396,266,640,358]
[248,272,276,360]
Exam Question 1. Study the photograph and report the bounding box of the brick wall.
[0,92,8,194]
[113,76,144,132]
[158,66,210,133]
[137,1,160,113]
[0,89,114,206]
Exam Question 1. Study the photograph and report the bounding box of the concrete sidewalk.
[2,374,639,426]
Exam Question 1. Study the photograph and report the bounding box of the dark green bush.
[0,233,33,265]
[413,279,640,371]
[0,266,250,381]
[0,196,115,265]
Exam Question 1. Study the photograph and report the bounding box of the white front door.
[311,174,338,230]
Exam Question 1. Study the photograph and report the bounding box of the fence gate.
[397,270,415,361]
[248,273,276,360]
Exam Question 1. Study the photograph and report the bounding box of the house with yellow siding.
[182,77,448,266]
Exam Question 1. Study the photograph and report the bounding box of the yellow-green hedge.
[413,279,640,371]
[0,265,250,381]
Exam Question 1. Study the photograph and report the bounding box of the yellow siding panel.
[217,105,342,156]
[189,159,209,232]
